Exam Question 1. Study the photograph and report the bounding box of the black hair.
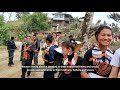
[69,35,73,38]
[69,35,76,44]
[33,34,36,37]
[62,41,75,51]
[46,34,53,43]
[95,25,112,41]
[33,32,38,36]
[11,37,14,40]
[56,31,61,34]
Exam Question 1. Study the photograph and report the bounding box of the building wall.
[53,14,65,20]
[52,20,64,27]
[52,13,73,30]
[52,20,71,30]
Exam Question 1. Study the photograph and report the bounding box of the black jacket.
[34,39,40,51]
[7,40,17,52]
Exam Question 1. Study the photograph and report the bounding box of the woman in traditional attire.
[81,25,114,78]
[58,41,83,78]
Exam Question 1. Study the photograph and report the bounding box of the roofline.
[52,13,73,18]
[52,13,65,15]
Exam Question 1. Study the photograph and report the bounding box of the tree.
[108,12,120,23]
[88,19,101,39]
[15,12,30,20]
[21,12,49,33]
[0,15,11,45]
[8,12,13,21]
[18,29,27,41]
[0,25,11,45]
[22,12,30,15]
[0,15,4,26]
[103,20,107,25]
[77,12,94,42]
[109,23,120,33]
[16,12,22,20]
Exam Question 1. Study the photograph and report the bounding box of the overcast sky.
[1,12,120,26]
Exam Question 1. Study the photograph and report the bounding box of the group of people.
[7,34,40,78]
[7,24,120,78]
[42,25,120,78]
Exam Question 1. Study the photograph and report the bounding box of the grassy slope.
[6,20,23,27]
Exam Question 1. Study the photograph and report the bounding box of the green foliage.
[0,15,4,26]
[109,23,120,33]
[18,30,26,41]
[16,12,30,20]
[17,23,28,41]
[102,20,120,33]
[6,20,24,40]
[21,12,49,33]
[108,13,120,23]
[0,15,11,45]
[0,24,11,45]
[70,24,77,30]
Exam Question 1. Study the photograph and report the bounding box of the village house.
[49,12,74,31]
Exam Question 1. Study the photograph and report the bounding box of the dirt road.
[0,49,44,78]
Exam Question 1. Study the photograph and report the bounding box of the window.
[54,14,63,18]
[54,14,59,18]
[60,15,63,18]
